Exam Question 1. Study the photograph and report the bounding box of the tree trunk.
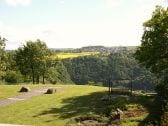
[42,73,45,84]
[36,75,39,84]
[31,66,35,84]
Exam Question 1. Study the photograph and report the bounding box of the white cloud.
[5,0,32,6]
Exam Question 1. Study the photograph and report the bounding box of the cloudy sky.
[0,0,167,49]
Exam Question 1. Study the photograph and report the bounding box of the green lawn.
[0,84,57,100]
[0,85,160,126]
[0,85,107,126]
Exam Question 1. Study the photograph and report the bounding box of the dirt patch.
[70,115,108,126]
[124,109,146,118]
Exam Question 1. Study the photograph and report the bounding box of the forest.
[0,41,156,92]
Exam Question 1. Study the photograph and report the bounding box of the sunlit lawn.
[0,84,159,126]
[0,85,107,126]
[0,84,61,100]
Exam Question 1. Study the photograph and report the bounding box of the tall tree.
[135,6,168,98]
[135,6,168,73]
[15,39,50,84]
[0,36,6,80]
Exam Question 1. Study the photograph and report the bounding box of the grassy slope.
[0,85,107,126]
[0,85,159,126]
[0,84,55,100]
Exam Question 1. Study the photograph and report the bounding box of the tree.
[46,59,71,84]
[0,36,7,80]
[135,6,168,73]
[135,6,168,98]
[15,39,50,84]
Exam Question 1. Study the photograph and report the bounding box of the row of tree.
[0,39,71,84]
[0,37,155,91]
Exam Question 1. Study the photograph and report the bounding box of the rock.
[19,86,30,92]
[111,111,118,119]
[116,108,123,120]
[111,108,123,120]
[46,88,57,94]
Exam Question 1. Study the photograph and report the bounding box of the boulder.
[111,108,123,120]
[116,108,123,120]
[46,88,57,94]
[19,86,30,92]
[111,111,118,119]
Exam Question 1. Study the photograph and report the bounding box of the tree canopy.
[135,6,168,74]
[15,39,51,84]
[135,6,168,99]
[0,36,7,80]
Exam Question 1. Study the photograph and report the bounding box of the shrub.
[5,70,23,83]
[160,112,168,126]
[155,83,168,99]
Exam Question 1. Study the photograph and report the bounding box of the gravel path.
[0,87,63,107]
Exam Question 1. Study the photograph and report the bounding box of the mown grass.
[0,85,160,126]
[53,52,99,59]
[0,85,107,126]
[0,84,58,100]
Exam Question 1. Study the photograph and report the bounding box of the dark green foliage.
[63,52,155,91]
[15,40,52,84]
[155,83,168,99]
[46,60,71,84]
[63,55,108,84]
[135,6,168,74]
[0,36,7,80]
[14,40,71,84]
[134,6,168,125]
[135,6,168,99]
[4,70,23,83]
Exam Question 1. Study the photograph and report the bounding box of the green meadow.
[0,84,160,126]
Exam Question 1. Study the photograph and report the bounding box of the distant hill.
[6,46,137,53]
[52,46,137,53]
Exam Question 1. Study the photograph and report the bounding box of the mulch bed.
[124,109,146,118]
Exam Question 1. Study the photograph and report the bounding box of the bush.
[155,83,168,99]
[5,70,23,83]
[160,112,168,126]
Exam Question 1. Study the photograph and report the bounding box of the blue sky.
[0,0,167,49]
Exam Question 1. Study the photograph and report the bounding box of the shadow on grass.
[137,96,162,126]
[33,91,162,125]
[33,91,107,119]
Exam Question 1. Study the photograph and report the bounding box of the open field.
[53,52,99,59]
[0,85,160,126]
